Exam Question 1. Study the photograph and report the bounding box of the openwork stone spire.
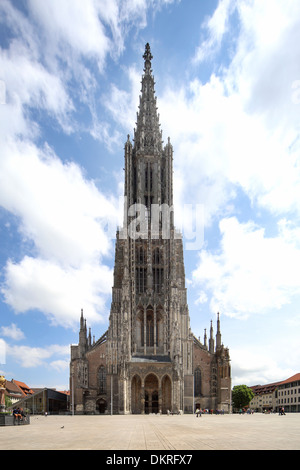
[143,42,153,73]
[134,43,162,156]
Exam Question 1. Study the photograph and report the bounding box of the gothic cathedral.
[70,44,231,415]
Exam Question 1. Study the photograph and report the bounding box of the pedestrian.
[13,408,22,422]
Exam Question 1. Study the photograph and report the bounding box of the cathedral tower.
[70,44,231,415]
[106,43,193,414]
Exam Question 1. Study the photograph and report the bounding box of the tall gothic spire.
[143,42,153,73]
[134,43,162,156]
[209,320,215,353]
[216,312,222,349]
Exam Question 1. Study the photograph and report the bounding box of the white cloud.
[7,343,69,368]
[0,138,119,327]
[104,65,141,132]
[0,323,25,341]
[0,339,6,364]
[2,256,112,328]
[0,36,74,135]
[26,0,173,74]
[0,87,122,328]
[193,0,235,63]
[0,134,120,327]
[28,0,111,70]
[0,139,119,265]
[0,0,167,147]
[50,359,69,373]
[192,217,300,318]
[158,75,300,223]
[231,348,296,386]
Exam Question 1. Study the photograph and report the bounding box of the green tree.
[5,395,12,409]
[232,385,254,409]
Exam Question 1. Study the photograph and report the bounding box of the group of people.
[239,408,254,414]
[13,407,27,422]
[195,408,225,417]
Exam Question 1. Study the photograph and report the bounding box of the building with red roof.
[4,379,69,414]
[249,373,300,413]
[277,373,300,413]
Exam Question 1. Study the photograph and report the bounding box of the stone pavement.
[1,412,300,451]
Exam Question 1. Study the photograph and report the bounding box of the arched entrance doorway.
[131,375,142,414]
[144,373,159,414]
[96,398,107,414]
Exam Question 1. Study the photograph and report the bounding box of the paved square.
[1,413,299,450]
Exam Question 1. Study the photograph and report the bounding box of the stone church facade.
[70,44,231,415]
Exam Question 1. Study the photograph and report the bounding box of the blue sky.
[1,0,300,391]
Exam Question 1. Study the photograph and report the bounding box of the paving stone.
[1,413,300,451]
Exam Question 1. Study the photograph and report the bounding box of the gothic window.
[150,167,153,191]
[136,267,146,293]
[136,246,146,293]
[146,313,154,347]
[145,164,153,197]
[140,307,159,347]
[136,246,145,264]
[133,167,137,201]
[152,247,160,265]
[194,368,202,397]
[152,247,163,293]
[153,269,163,293]
[98,366,106,394]
[161,166,165,203]
[140,317,144,346]
[145,166,148,191]
[144,196,153,220]
[211,367,217,397]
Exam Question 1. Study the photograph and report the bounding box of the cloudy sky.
[1,0,300,391]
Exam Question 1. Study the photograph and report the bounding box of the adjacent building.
[5,379,69,414]
[277,373,300,413]
[249,382,281,412]
[5,379,34,405]
[249,373,300,412]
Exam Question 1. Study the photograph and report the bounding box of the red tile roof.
[250,373,300,394]
[5,380,24,398]
[279,373,300,385]
[12,379,34,396]
[250,381,282,395]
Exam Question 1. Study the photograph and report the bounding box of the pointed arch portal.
[131,373,172,414]
[144,373,159,414]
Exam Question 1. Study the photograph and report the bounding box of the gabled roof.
[12,379,34,396]
[250,373,300,395]
[5,380,24,398]
[250,381,282,395]
[279,373,300,385]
